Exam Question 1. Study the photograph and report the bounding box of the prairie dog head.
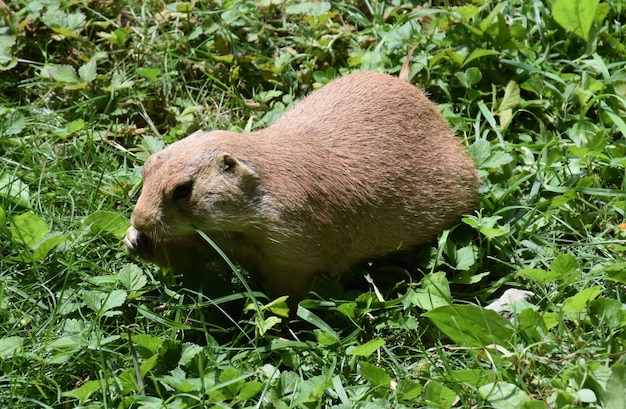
[129,131,261,240]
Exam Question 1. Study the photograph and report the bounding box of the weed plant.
[1,0,626,408]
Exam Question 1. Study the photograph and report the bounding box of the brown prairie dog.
[124,71,480,304]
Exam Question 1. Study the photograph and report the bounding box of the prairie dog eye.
[172,181,193,200]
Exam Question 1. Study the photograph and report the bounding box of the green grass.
[1,0,626,407]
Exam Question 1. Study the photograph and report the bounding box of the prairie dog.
[124,71,480,304]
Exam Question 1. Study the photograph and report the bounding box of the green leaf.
[520,401,548,409]
[348,338,385,357]
[67,119,85,134]
[454,245,477,271]
[0,205,5,232]
[562,286,603,313]
[261,295,290,318]
[84,210,129,239]
[0,35,18,70]
[136,68,161,81]
[516,268,562,285]
[0,174,29,207]
[359,362,391,388]
[469,139,513,171]
[32,232,68,260]
[118,264,148,293]
[498,81,521,130]
[408,272,452,311]
[551,0,599,41]
[285,2,331,16]
[455,66,482,88]
[127,333,163,354]
[81,289,127,316]
[0,336,23,359]
[479,382,531,409]
[141,135,166,155]
[396,379,423,401]
[423,381,458,408]
[78,60,97,82]
[237,381,263,401]
[463,48,499,67]
[423,305,514,347]
[423,271,452,300]
[61,380,102,404]
[155,339,183,375]
[40,64,80,83]
[550,253,578,276]
[447,369,495,386]
[10,211,49,248]
[602,363,626,408]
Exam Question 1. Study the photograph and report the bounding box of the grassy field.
[1,0,626,407]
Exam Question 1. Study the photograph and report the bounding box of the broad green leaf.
[61,379,102,403]
[67,119,85,134]
[0,336,23,359]
[136,67,161,81]
[550,253,578,276]
[40,64,80,83]
[141,135,166,155]
[118,264,148,293]
[562,286,604,313]
[551,0,599,41]
[179,342,204,366]
[498,81,521,129]
[237,381,263,401]
[285,1,331,16]
[423,305,514,347]
[337,302,356,318]
[423,381,457,408]
[576,388,597,403]
[516,268,562,285]
[348,338,385,357]
[518,309,550,341]
[84,210,129,239]
[479,382,530,409]
[447,369,495,386]
[408,290,450,311]
[455,245,477,271]
[10,211,49,248]
[469,139,513,171]
[155,339,182,374]
[455,66,482,88]
[126,333,163,354]
[359,362,391,388]
[255,315,282,336]
[0,174,29,207]
[606,266,626,285]
[396,379,423,401]
[78,60,97,82]
[81,289,127,315]
[521,401,548,409]
[602,363,626,408]
[32,232,68,260]
[262,295,290,318]
[0,35,17,70]
[408,272,451,310]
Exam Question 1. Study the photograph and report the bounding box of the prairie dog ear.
[217,152,258,179]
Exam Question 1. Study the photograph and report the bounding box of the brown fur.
[124,71,480,304]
